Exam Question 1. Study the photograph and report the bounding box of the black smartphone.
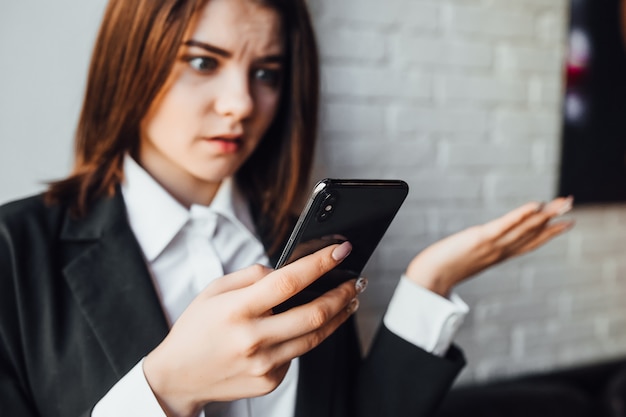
[273,178,409,312]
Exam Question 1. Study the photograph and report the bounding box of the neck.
[159,176,221,209]
[134,155,221,208]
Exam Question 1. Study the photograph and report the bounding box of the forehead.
[189,0,283,52]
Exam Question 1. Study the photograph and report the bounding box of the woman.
[0,0,574,416]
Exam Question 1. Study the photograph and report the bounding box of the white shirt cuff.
[91,358,167,417]
[383,275,469,357]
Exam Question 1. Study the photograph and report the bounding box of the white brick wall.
[311,0,626,385]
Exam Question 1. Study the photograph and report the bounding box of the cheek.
[145,88,200,144]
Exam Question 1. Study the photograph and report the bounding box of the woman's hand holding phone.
[143,242,359,417]
[405,197,575,297]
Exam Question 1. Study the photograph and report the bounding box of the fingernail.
[355,277,368,294]
[534,202,546,213]
[347,297,360,314]
[557,196,574,216]
[332,241,352,261]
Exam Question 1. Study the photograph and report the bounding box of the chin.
[192,168,237,184]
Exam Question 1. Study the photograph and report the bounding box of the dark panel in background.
[559,0,626,203]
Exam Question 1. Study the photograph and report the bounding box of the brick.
[318,164,386,180]
[508,0,568,11]
[565,206,614,229]
[561,287,626,319]
[535,11,567,43]
[527,263,603,291]
[518,321,605,361]
[531,142,560,168]
[321,103,385,133]
[431,206,499,235]
[318,0,439,29]
[558,342,615,365]
[443,143,532,168]
[615,262,626,283]
[496,43,565,74]
[511,321,568,357]
[487,174,556,202]
[315,26,386,62]
[607,317,626,341]
[404,2,442,32]
[375,245,428,282]
[439,75,527,104]
[474,355,557,382]
[322,66,432,99]
[394,36,493,69]
[456,325,512,359]
[456,267,523,297]
[495,109,561,140]
[383,206,430,237]
[404,175,483,201]
[580,235,626,258]
[607,206,626,230]
[448,6,535,39]
[474,295,558,324]
[390,106,489,135]
[444,0,565,12]
[528,76,564,107]
[321,139,436,168]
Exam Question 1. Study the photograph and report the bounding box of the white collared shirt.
[92,155,468,417]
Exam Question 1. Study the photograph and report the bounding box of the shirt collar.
[205,176,260,243]
[121,155,259,262]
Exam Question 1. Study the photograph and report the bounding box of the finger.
[201,264,273,299]
[539,196,574,218]
[496,208,554,252]
[510,220,574,256]
[258,293,359,367]
[287,238,337,265]
[481,202,543,239]
[244,241,353,315]
[260,279,358,343]
[496,196,574,253]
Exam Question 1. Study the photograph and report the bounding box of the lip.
[202,134,243,153]
[203,132,243,142]
[208,132,242,140]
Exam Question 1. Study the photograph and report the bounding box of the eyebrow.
[184,40,230,57]
[183,39,284,63]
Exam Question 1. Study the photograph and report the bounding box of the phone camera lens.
[317,192,337,222]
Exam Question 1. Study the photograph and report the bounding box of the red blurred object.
[565,64,588,87]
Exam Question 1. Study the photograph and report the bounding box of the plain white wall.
[0,1,108,204]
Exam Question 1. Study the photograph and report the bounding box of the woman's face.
[139,0,284,206]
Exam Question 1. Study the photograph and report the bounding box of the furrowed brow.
[183,40,231,57]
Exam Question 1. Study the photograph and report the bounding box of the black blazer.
[0,192,464,417]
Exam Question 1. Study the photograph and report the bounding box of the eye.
[253,68,281,88]
[187,56,218,73]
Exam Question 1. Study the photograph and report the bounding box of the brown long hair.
[46,0,319,254]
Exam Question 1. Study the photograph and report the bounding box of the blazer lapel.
[61,192,169,377]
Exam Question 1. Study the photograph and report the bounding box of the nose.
[213,71,254,121]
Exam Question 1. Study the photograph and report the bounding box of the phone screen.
[273,179,408,312]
